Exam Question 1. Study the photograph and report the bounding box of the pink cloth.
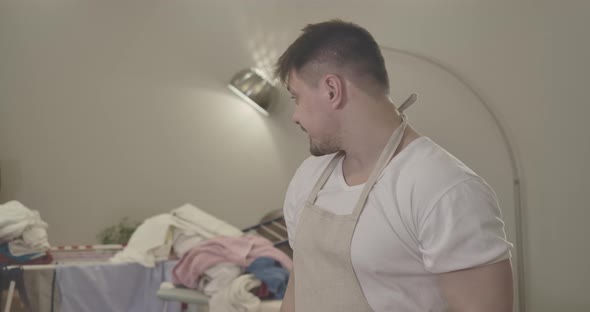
[172,235,293,288]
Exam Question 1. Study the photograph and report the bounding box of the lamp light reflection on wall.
[228,68,274,116]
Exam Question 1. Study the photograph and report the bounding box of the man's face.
[287,71,340,156]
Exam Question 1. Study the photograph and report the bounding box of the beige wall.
[0,0,310,245]
[0,1,588,311]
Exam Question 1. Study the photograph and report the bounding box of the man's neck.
[339,101,419,186]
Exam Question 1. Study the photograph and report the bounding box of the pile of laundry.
[110,203,292,311]
[0,200,52,265]
[109,203,245,267]
[172,235,292,311]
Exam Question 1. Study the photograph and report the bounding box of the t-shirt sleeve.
[418,178,513,273]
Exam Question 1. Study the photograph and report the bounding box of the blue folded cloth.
[245,257,290,299]
[0,243,45,262]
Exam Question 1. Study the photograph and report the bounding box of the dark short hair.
[275,19,389,94]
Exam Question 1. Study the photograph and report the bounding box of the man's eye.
[290,96,296,99]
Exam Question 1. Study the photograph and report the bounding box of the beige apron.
[293,96,415,311]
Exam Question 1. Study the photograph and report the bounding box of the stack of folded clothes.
[0,201,52,265]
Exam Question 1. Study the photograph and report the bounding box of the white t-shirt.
[283,137,512,312]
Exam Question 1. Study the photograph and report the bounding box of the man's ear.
[322,74,344,109]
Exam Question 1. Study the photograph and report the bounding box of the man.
[276,20,513,312]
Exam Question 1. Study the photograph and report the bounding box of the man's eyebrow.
[286,86,292,93]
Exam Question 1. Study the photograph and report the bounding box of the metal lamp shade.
[228,68,273,116]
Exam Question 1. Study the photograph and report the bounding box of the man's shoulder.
[395,137,484,196]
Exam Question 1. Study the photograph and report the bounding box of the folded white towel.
[22,224,50,250]
[198,263,243,296]
[172,204,243,239]
[171,204,243,257]
[8,238,48,256]
[172,232,206,257]
[0,201,50,252]
[110,214,175,267]
[209,274,261,312]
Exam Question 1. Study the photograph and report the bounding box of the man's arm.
[438,259,513,312]
[280,270,295,312]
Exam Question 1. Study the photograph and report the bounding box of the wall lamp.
[228,68,274,116]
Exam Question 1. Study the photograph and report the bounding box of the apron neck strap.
[351,114,408,217]
[306,151,344,204]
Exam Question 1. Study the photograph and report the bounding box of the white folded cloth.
[172,232,205,257]
[209,274,261,312]
[172,204,243,238]
[111,203,243,267]
[8,238,48,256]
[0,201,50,252]
[110,214,176,267]
[197,263,243,296]
[171,204,243,257]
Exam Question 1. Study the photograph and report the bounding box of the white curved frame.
[380,46,527,312]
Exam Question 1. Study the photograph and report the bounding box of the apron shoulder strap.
[305,151,345,204]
